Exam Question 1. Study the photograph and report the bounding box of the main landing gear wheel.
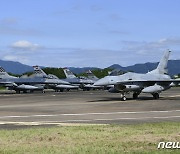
[133,92,139,99]
[152,93,159,99]
[16,90,20,94]
[121,96,127,101]
[121,93,127,101]
[61,89,64,92]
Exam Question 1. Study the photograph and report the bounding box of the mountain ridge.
[0,59,180,75]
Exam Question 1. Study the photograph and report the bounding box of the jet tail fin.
[33,66,48,78]
[148,50,171,75]
[63,68,77,79]
[0,66,17,78]
[86,70,99,80]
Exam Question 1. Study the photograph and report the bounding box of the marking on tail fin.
[86,70,99,80]
[33,66,47,77]
[0,66,17,78]
[63,68,76,78]
[0,67,6,72]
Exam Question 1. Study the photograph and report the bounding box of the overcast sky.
[0,0,180,68]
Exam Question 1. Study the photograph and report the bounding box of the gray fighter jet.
[33,66,79,92]
[63,68,101,90]
[0,66,69,93]
[0,66,46,93]
[94,50,180,101]
[85,70,105,90]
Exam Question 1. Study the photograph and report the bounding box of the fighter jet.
[63,68,93,83]
[33,66,79,92]
[0,66,70,93]
[63,68,100,90]
[85,70,105,90]
[0,66,45,93]
[94,50,180,101]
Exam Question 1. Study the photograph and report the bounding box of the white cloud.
[1,40,42,64]
[11,40,40,51]
[122,38,180,55]
[1,37,180,68]
[3,55,29,63]
[3,55,18,61]
[157,38,180,45]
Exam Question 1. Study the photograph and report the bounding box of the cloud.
[158,38,180,45]
[122,38,180,55]
[1,40,42,64]
[3,55,29,64]
[1,38,180,68]
[11,40,40,51]
[26,47,135,67]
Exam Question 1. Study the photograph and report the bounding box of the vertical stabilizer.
[63,68,77,79]
[148,50,171,74]
[86,70,99,80]
[0,66,17,78]
[33,66,48,78]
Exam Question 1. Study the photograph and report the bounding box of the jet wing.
[0,81,15,85]
[116,79,180,87]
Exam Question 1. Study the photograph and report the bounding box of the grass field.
[0,122,180,154]
[0,86,6,90]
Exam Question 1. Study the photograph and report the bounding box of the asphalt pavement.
[0,88,180,129]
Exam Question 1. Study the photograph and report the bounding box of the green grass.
[0,122,180,154]
[0,86,6,90]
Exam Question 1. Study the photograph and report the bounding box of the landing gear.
[152,93,159,99]
[121,96,127,101]
[133,92,139,99]
[121,93,127,101]
[16,90,20,94]
[60,89,64,92]
[23,90,27,93]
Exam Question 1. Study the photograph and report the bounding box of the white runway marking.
[94,115,180,121]
[0,115,180,126]
[0,110,180,119]
[62,110,180,116]
[167,95,180,98]
[0,100,129,108]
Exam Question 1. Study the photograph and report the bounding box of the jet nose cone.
[93,77,109,86]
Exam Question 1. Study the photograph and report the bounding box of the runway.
[0,87,180,129]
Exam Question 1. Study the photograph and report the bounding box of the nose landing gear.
[120,93,127,101]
